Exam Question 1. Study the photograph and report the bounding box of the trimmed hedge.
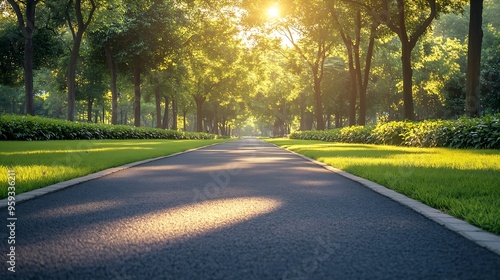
[289,115,500,149]
[0,115,219,141]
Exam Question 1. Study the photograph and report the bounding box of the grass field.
[266,138,500,235]
[0,139,229,199]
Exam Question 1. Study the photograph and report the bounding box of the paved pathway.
[1,138,500,279]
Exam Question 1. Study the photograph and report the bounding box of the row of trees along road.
[1,0,499,135]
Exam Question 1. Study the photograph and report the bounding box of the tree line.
[1,0,499,135]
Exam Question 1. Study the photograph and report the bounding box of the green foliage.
[290,115,500,149]
[290,125,373,143]
[444,115,500,149]
[0,20,64,86]
[370,121,413,145]
[0,115,218,141]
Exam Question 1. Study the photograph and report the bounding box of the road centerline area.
[1,138,500,279]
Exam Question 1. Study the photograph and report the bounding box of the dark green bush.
[339,125,374,143]
[290,115,500,149]
[0,115,219,141]
[403,120,450,147]
[370,121,414,145]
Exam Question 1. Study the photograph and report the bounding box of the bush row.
[289,115,500,149]
[0,115,219,141]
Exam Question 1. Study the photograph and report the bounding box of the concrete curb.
[0,142,223,209]
[268,142,500,257]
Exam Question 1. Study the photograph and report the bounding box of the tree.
[328,1,380,125]
[378,0,437,120]
[65,0,96,121]
[144,60,185,129]
[348,0,467,120]
[465,0,483,117]
[88,27,121,123]
[413,34,465,119]
[479,0,500,114]
[434,0,500,116]
[104,33,119,124]
[241,0,337,130]
[366,36,403,120]
[274,1,336,130]
[0,21,23,86]
[86,1,126,125]
[114,0,183,127]
[184,3,241,132]
[6,0,40,115]
[322,57,349,128]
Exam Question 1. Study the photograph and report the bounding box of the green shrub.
[289,115,500,149]
[370,121,414,145]
[446,115,500,149]
[0,115,219,141]
[339,125,374,143]
[403,120,451,147]
[290,130,327,141]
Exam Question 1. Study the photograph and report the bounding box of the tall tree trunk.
[312,65,325,130]
[339,29,357,127]
[87,98,93,122]
[24,30,35,116]
[358,22,378,125]
[466,0,483,117]
[347,50,357,126]
[212,105,219,135]
[332,5,357,126]
[155,88,162,128]
[194,95,205,132]
[105,45,118,125]
[7,0,37,116]
[66,0,96,121]
[172,97,178,130]
[335,113,341,128]
[24,1,36,116]
[401,41,415,120]
[67,33,82,121]
[299,92,306,131]
[162,95,169,129]
[353,11,364,126]
[133,64,141,127]
[378,0,436,121]
[183,110,187,131]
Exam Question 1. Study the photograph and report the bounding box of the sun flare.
[268,6,280,18]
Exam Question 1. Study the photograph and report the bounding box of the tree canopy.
[1,0,498,135]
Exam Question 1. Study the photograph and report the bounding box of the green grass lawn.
[266,138,500,235]
[0,139,229,199]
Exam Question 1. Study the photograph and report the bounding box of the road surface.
[1,138,500,279]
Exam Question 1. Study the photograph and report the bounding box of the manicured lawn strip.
[0,139,230,199]
[266,138,500,235]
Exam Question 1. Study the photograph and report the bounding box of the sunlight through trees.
[1,0,499,136]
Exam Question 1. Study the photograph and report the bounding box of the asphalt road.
[1,138,500,279]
